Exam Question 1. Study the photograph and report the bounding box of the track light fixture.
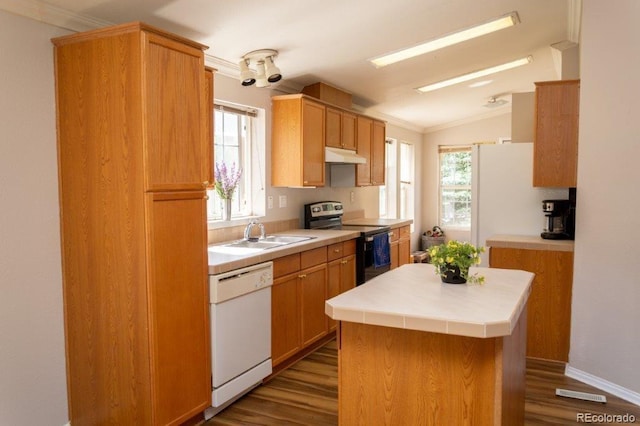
[238,49,282,87]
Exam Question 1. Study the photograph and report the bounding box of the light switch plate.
[279,195,287,208]
[267,196,273,209]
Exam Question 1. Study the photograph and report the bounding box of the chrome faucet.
[244,219,266,241]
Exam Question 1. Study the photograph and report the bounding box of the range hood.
[325,147,366,164]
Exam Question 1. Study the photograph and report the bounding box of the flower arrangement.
[429,240,485,284]
[213,162,242,200]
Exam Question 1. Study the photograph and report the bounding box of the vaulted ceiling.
[8,0,580,131]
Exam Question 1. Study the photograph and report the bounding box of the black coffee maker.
[541,199,575,240]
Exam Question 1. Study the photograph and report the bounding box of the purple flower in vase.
[214,162,242,200]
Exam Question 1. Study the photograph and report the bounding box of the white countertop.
[208,229,360,275]
[486,234,574,252]
[325,264,533,338]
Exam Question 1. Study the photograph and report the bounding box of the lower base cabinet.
[272,240,356,367]
[490,247,574,361]
[390,225,411,269]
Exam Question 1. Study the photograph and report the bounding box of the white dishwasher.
[204,261,273,419]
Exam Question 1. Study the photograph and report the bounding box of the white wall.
[569,0,640,397]
[421,113,511,243]
[0,10,70,425]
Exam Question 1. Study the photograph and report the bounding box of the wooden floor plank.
[205,340,640,425]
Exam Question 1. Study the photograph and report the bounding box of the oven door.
[361,233,391,284]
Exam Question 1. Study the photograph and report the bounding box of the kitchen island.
[325,264,533,426]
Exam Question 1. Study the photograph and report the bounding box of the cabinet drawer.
[327,243,344,261]
[273,253,300,278]
[399,225,411,239]
[301,247,327,269]
[389,228,400,242]
[343,239,356,256]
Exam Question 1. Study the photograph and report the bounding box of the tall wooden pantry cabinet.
[53,22,212,425]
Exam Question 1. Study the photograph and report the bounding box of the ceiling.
[18,0,579,132]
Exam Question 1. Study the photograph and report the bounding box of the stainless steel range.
[304,201,391,284]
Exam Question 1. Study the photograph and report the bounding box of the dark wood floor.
[205,339,639,425]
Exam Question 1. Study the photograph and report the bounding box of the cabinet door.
[146,191,210,424]
[300,263,328,346]
[327,260,341,332]
[144,32,208,191]
[356,116,372,186]
[399,239,411,267]
[271,273,301,367]
[204,67,214,186]
[342,111,357,150]
[302,99,325,186]
[371,120,386,185]
[326,107,342,148]
[390,241,399,270]
[490,247,574,361]
[533,80,580,187]
[340,255,357,294]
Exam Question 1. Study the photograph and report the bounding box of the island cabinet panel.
[53,22,210,426]
[533,80,580,188]
[338,311,527,426]
[490,247,573,361]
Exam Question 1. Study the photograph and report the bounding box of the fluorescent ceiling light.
[416,56,533,93]
[369,12,519,68]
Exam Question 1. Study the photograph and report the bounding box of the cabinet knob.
[334,249,341,253]
[203,180,210,188]
[298,274,307,279]
[204,195,209,200]
[341,260,348,265]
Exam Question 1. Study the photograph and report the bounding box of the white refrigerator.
[471,142,567,266]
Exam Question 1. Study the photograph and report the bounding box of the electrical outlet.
[279,195,287,208]
[267,196,274,209]
[350,191,355,203]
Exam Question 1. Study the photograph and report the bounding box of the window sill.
[207,215,263,230]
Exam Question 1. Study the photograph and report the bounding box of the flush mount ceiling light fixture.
[369,11,520,68]
[239,49,282,87]
[416,55,533,93]
[483,96,509,108]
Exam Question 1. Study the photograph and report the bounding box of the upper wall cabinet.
[272,94,325,187]
[356,116,386,186]
[533,80,580,187]
[326,107,357,151]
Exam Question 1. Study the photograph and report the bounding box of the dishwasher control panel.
[209,261,273,304]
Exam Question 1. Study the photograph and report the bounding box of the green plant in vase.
[429,240,485,284]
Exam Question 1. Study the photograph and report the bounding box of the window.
[380,138,415,230]
[207,103,258,221]
[438,146,472,228]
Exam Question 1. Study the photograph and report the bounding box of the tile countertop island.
[326,264,534,426]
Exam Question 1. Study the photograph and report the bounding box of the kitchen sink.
[208,235,315,256]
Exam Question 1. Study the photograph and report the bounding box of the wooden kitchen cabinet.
[356,116,386,186]
[327,240,357,331]
[271,247,329,367]
[371,119,386,185]
[490,247,574,361]
[271,94,325,187]
[533,80,580,187]
[326,107,357,150]
[53,22,211,425]
[390,225,411,268]
[398,225,411,267]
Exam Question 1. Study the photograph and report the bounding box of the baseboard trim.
[565,364,640,406]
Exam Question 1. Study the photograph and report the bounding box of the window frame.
[207,102,257,222]
[438,145,472,230]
